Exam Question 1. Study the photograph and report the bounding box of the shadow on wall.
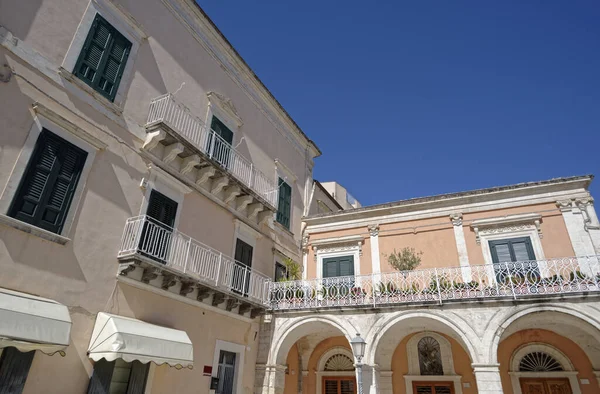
[0,0,44,42]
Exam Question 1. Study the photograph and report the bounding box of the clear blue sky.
[200,1,599,206]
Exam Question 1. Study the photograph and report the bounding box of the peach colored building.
[0,0,319,393]
[259,176,600,394]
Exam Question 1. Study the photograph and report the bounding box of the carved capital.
[449,212,463,226]
[556,199,573,212]
[301,235,310,253]
[368,224,379,237]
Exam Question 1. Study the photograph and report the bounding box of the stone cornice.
[305,177,592,233]
[160,0,320,160]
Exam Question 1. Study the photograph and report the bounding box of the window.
[233,239,253,295]
[275,262,287,282]
[323,354,354,371]
[74,14,131,102]
[489,237,540,283]
[86,359,149,394]
[276,178,292,229]
[417,336,443,375]
[519,352,564,372]
[139,190,178,263]
[323,378,356,394]
[322,256,354,278]
[0,348,35,393]
[412,382,453,394]
[208,117,233,167]
[8,129,88,234]
[216,350,236,394]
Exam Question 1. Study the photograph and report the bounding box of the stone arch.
[406,332,455,375]
[365,310,480,368]
[486,303,600,368]
[270,316,356,366]
[510,343,574,372]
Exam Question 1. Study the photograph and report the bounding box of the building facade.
[0,0,319,393]
[258,176,600,394]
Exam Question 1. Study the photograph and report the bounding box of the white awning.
[88,313,193,369]
[0,288,71,354]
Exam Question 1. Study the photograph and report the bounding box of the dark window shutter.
[338,256,355,277]
[74,14,131,102]
[276,179,291,229]
[125,361,149,394]
[234,239,253,268]
[323,258,339,278]
[0,348,35,394]
[8,130,87,234]
[274,262,287,282]
[86,359,115,394]
[146,190,178,228]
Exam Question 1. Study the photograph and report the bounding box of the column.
[254,364,286,394]
[472,364,503,394]
[450,213,472,282]
[360,364,380,394]
[368,225,381,280]
[301,235,309,280]
[576,197,600,254]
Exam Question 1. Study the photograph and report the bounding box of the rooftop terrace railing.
[268,255,600,310]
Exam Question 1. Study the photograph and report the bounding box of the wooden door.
[322,377,356,394]
[520,378,572,394]
[412,381,454,394]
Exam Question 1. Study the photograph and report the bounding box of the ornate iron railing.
[268,256,600,310]
[146,94,278,208]
[118,215,271,303]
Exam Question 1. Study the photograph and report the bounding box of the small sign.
[580,379,590,385]
[210,377,219,390]
[203,366,213,376]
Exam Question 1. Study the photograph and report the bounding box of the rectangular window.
[216,350,236,394]
[8,130,88,235]
[322,255,354,278]
[275,262,287,282]
[208,117,233,167]
[233,239,253,295]
[74,14,131,102]
[276,178,291,229]
[323,378,356,394]
[489,237,539,283]
[87,359,149,394]
[139,190,178,263]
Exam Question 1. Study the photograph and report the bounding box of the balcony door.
[233,239,253,295]
[322,256,354,299]
[520,378,572,394]
[208,117,233,168]
[489,237,539,284]
[140,190,178,263]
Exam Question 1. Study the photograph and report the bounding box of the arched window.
[418,336,443,375]
[519,352,564,372]
[324,354,354,371]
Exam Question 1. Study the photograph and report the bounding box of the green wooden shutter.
[74,14,131,102]
[0,348,35,394]
[8,130,87,234]
[338,256,355,277]
[276,179,291,229]
[126,361,149,394]
[146,190,178,228]
[86,359,115,394]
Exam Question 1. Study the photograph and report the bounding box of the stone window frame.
[404,332,463,394]
[508,342,581,394]
[0,108,100,244]
[211,339,246,394]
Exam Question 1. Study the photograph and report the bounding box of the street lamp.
[350,333,366,394]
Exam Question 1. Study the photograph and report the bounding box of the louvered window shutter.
[86,359,115,394]
[146,190,178,228]
[276,179,291,229]
[338,256,355,277]
[8,130,87,234]
[0,348,35,394]
[74,14,131,102]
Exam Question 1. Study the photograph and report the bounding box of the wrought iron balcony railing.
[118,215,271,304]
[146,94,278,208]
[268,256,600,310]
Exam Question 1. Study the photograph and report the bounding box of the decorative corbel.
[556,199,573,212]
[534,219,543,239]
[368,224,379,237]
[449,212,463,226]
[163,142,184,163]
[473,226,481,245]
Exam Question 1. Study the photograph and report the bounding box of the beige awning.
[0,288,71,354]
[87,313,193,369]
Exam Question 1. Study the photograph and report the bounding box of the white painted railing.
[147,94,278,208]
[118,216,271,303]
[268,256,600,310]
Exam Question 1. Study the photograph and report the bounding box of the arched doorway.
[317,348,357,394]
[509,343,577,394]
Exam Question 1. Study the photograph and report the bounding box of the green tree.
[386,247,423,272]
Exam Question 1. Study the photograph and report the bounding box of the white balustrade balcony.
[118,215,271,307]
[146,94,278,209]
[268,255,600,310]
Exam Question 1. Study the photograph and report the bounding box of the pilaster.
[368,224,381,278]
[450,213,472,282]
[472,364,503,394]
